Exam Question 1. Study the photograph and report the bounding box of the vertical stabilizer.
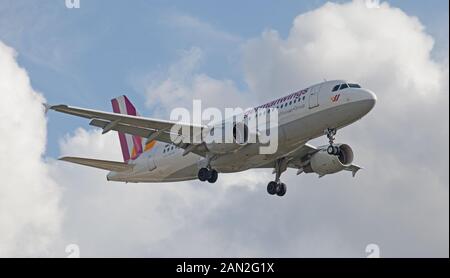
[111,95,143,162]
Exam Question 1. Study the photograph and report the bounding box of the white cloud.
[243,1,443,103]
[0,41,62,257]
[144,47,252,118]
[58,128,122,160]
[164,12,241,43]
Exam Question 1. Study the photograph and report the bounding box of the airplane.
[46,80,376,197]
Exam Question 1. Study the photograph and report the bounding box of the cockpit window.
[339,83,349,90]
[332,83,362,92]
[332,85,340,92]
[348,83,361,88]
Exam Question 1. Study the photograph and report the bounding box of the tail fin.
[111,95,143,162]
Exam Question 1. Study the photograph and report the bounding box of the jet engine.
[304,144,354,176]
[205,122,249,154]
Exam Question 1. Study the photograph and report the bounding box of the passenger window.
[332,85,340,92]
[339,83,349,90]
[289,101,292,105]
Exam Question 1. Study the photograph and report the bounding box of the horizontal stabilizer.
[59,157,133,172]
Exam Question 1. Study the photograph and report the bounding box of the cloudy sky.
[0,0,448,257]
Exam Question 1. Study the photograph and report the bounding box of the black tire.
[207,170,218,183]
[198,168,209,182]
[276,183,287,197]
[333,146,340,156]
[327,145,334,155]
[267,181,277,195]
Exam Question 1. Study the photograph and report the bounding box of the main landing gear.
[198,168,218,183]
[325,128,341,156]
[197,154,218,183]
[267,158,288,197]
[267,181,287,197]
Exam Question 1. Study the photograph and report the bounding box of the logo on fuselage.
[331,94,341,102]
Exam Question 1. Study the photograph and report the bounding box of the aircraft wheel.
[207,170,218,183]
[276,183,287,197]
[334,146,341,155]
[267,181,277,195]
[327,145,340,156]
[327,145,334,155]
[198,168,210,182]
[327,145,337,155]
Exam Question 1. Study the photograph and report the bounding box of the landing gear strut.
[198,168,218,183]
[267,158,288,197]
[325,128,341,156]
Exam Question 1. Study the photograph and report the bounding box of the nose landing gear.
[325,128,341,156]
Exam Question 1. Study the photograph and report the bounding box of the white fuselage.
[107,80,376,182]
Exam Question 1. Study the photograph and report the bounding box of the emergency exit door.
[309,85,320,108]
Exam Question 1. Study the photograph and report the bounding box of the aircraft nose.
[362,89,377,110]
[350,88,377,119]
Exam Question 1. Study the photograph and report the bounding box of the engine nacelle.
[305,144,354,176]
[205,122,249,154]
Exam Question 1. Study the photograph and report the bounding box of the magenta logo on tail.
[111,95,143,162]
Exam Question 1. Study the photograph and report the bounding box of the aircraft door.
[309,85,320,109]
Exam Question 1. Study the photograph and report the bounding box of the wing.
[255,143,318,169]
[59,157,133,172]
[48,104,209,156]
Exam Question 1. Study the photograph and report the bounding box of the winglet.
[43,103,52,114]
[43,103,69,114]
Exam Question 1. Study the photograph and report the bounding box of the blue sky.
[0,0,448,157]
